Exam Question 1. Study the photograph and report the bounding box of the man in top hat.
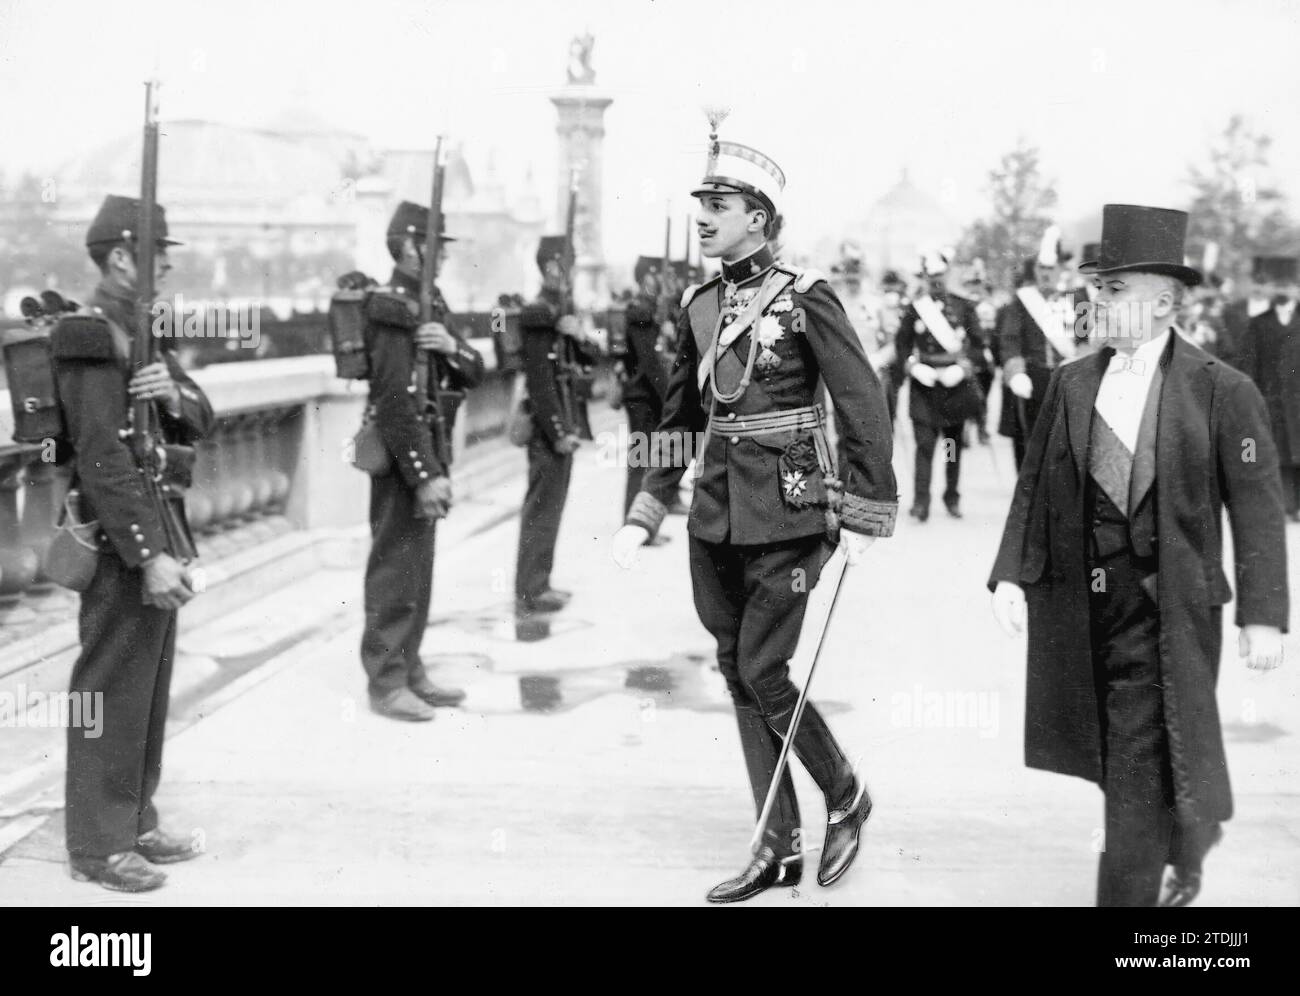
[615,256,671,519]
[612,126,896,902]
[997,226,1079,470]
[1239,255,1300,520]
[52,194,214,891]
[1220,256,1277,371]
[989,204,1288,906]
[514,235,599,613]
[893,249,985,520]
[360,200,484,721]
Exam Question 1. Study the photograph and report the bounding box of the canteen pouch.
[351,409,393,476]
[42,489,101,592]
[328,289,370,380]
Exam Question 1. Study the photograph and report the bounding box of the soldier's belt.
[707,403,825,438]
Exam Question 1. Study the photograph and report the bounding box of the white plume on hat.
[1037,225,1064,267]
[919,247,951,276]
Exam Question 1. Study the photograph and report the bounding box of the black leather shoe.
[944,498,962,518]
[908,502,929,523]
[706,847,801,904]
[818,780,873,886]
[409,672,466,708]
[516,589,570,614]
[69,852,166,892]
[369,687,436,721]
[1159,825,1224,907]
[135,827,200,864]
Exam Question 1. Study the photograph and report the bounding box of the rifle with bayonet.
[128,78,197,565]
[416,135,462,469]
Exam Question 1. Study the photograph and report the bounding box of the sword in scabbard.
[749,542,852,855]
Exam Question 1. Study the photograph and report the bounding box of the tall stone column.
[550,89,613,310]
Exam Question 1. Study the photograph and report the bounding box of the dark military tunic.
[625,243,896,855]
[618,291,669,513]
[514,287,596,601]
[360,267,484,694]
[1240,304,1300,514]
[51,279,214,858]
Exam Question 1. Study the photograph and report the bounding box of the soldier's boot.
[369,687,436,722]
[409,670,466,708]
[135,827,201,864]
[817,777,873,887]
[70,852,167,892]
[705,846,801,904]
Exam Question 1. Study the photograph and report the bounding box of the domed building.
[853,170,959,280]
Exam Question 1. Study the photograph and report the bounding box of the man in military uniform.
[514,236,598,613]
[990,204,1287,906]
[894,250,985,520]
[360,201,485,721]
[52,195,214,892]
[997,229,1080,470]
[1220,257,1275,371]
[613,130,897,902]
[1239,256,1300,521]
[615,257,671,519]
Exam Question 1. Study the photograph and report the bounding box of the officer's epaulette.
[681,275,721,309]
[773,263,828,294]
[364,286,420,330]
[49,312,116,361]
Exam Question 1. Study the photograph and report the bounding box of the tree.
[1185,114,1298,286]
[958,140,1059,290]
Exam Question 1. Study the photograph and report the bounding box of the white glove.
[991,581,1026,636]
[612,525,650,569]
[1240,625,1284,671]
[1008,372,1034,400]
[840,530,875,565]
[910,363,938,388]
[937,364,966,388]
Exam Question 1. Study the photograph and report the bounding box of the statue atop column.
[566,32,596,85]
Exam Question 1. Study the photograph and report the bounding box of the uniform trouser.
[1279,464,1300,515]
[361,471,436,695]
[912,422,963,508]
[516,431,573,600]
[689,534,855,856]
[623,395,662,516]
[1010,395,1044,471]
[66,553,176,859]
[1089,547,1182,907]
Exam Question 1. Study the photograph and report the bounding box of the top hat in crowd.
[1251,255,1299,285]
[1078,204,1202,287]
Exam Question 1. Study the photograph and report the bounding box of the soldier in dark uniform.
[514,236,598,613]
[1239,256,1300,520]
[616,257,671,517]
[360,201,485,721]
[52,195,214,891]
[1220,257,1275,371]
[997,230,1079,469]
[990,204,1287,906]
[894,251,985,520]
[613,130,897,902]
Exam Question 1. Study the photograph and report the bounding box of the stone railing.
[0,341,504,646]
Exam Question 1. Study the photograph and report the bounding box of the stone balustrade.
[0,341,502,646]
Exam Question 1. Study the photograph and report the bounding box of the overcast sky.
[2,0,1297,263]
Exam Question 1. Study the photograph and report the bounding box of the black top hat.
[1251,255,1298,284]
[634,256,664,284]
[85,194,182,249]
[1078,204,1201,287]
[880,270,905,290]
[1079,243,1100,267]
[386,201,456,243]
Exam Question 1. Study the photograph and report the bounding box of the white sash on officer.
[1016,286,1076,361]
[911,295,964,353]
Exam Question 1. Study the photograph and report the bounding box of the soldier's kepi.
[612,113,899,903]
